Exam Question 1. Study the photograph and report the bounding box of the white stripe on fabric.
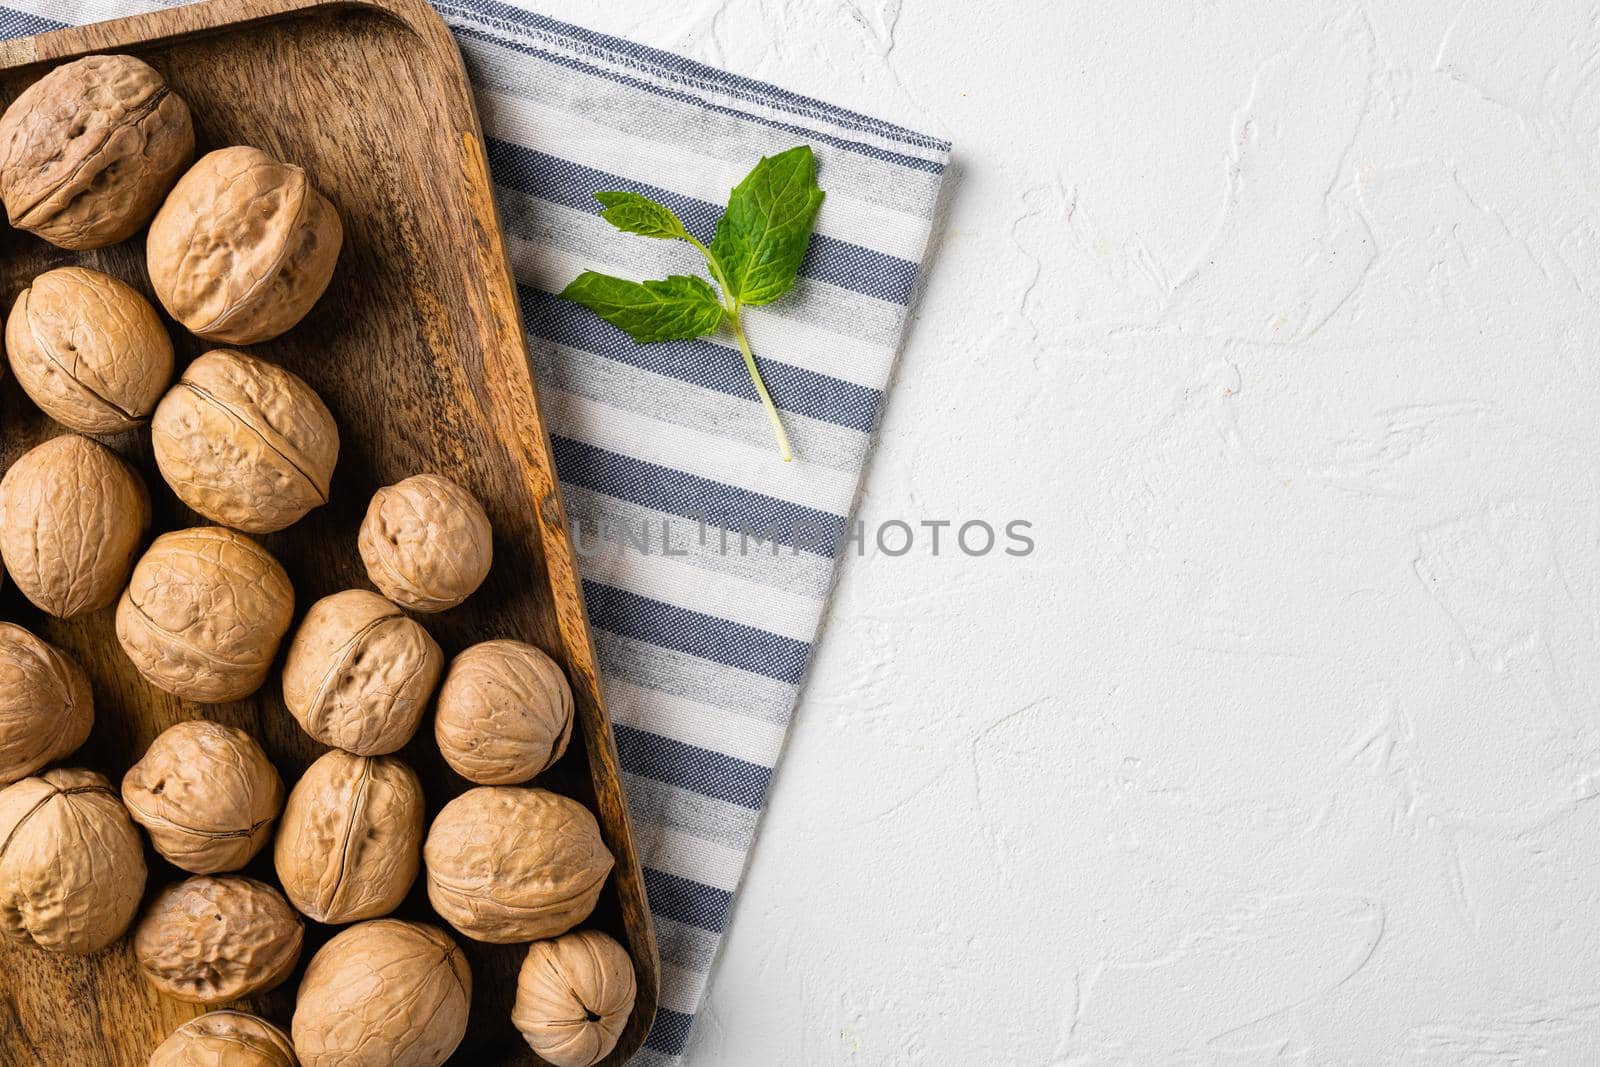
[604,677,788,767]
[477,88,935,262]
[658,962,711,1016]
[578,535,822,644]
[510,235,899,390]
[633,818,748,893]
[541,386,858,516]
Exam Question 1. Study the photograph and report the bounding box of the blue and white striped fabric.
[0,0,949,1060]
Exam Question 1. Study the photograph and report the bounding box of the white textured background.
[546,0,1600,1062]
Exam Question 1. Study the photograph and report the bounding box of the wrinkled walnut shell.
[149,1011,297,1067]
[282,590,442,755]
[0,54,193,249]
[0,623,92,785]
[435,640,573,785]
[116,527,294,702]
[358,474,492,613]
[152,349,338,534]
[0,433,149,618]
[122,719,283,873]
[147,146,342,344]
[134,875,303,1004]
[513,930,638,1067]
[424,787,612,943]
[275,749,423,924]
[0,767,145,953]
[5,267,173,434]
[292,919,470,1067]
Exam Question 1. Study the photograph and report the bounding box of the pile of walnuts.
[0,54,636,1067]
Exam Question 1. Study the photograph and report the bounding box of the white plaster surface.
[540,0,1600,1061]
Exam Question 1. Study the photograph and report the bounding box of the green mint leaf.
[560,272,725,342]
[709,145,826,307]
[594,191,690,240]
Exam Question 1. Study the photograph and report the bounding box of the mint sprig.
[561,146,826,462]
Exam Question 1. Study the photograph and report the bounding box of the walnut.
[149,1011,297,1067]
[358,474,492,613]
[147,146,342,344]
[0,767,145,953]
[0,623,92,785]
[281,590,442,755]
[0,54,193,249]
[275,749,423,924]
[134,875,303,1004]
[513,930,637,1067]
[434,640,573,785]
[151,349,338,534]
[122,719,283,873]
[0,433,148,618]
[291,919,470,1067]
[4,266,173,434]
[116,526,294,702]
[424,787,612,943]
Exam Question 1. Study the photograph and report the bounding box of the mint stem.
[727,309,794,462]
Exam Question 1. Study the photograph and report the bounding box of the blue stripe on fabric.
[0,8,59,35]
[583,580,812,686]
[552,437,843,558]
[615,724,771,810]
[440,0,949,153]
[446,16,948,176]
[645,1008,697,1057]
[488,140,920,305]
[642,867,733,931]
[520,287,882,434]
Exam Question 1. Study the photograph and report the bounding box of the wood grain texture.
[0,0,660,1062]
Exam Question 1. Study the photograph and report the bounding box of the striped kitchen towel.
[0,0,950,1061]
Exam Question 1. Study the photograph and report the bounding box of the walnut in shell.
[281,590,442,755]
[151,349,338,534]
[116,526,294,702]
[0,433,148,618]
[424,787,613,943]
[513,930,638,1067]
[0,767,145,953]
[275,749,423,924]
[4,267,173,434]
[147,146,342,344]
[291,919,470,1067]
[134,875,303,1003]
[434,640,573,785]
[149,1011,297,1067]
[0,623,92,785]
[122,719,283,873]
[0,54,193,249]
[358,474,492,613]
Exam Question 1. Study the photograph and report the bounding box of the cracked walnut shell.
[358,474,492,613]
[122,719,284,873]
[291,919,470,1067]
[275,749,423,924]
[134,875,303,1004]
[282,590,442,755]
[0,767,145,953]
[5,266,173,434]
[434,639,573,785]
[513,929,638,1067]
[424,786,613,943]
[152,349,339,534]
[147,146,342,344]
[0,54,193,249]
[149,1011,297,1067]
[116,526,294,702]
[0,433,149,618]
[0,623,92,786]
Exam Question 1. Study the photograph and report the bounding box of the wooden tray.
[0,0,659,1062]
